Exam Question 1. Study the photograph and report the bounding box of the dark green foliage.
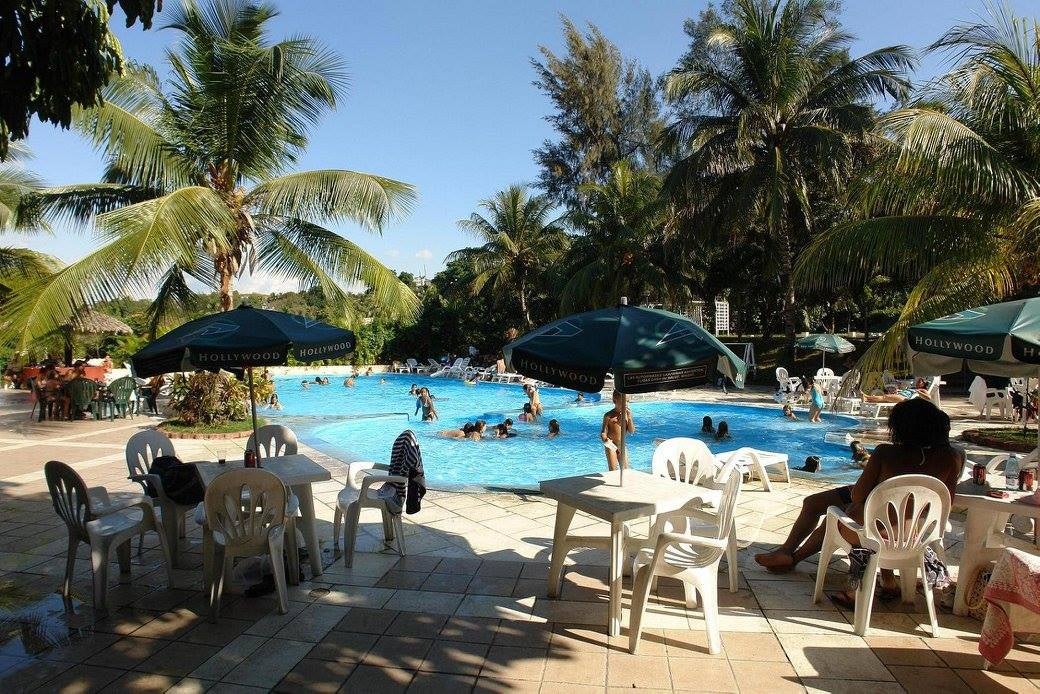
[0,1,161,158]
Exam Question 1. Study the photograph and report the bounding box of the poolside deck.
[0,389,1033,693]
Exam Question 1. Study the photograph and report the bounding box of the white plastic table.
[194,454,332,577]
[540,469,709,636]
[953,473,1040,616]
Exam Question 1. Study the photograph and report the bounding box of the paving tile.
[927,636,1014,671]
[541,649,606,685]
[134,640,220,677]
[376,570,431,590]
[307,630,378,662]
[474,676,542,693]
[131,607,203,639]
[956,667,1036,693]
[39,632,122,663]
[765,609,852,634]
[0,658,72,692]
[385,612,449,639]
[222,638,313,689]
[778,633,894,681]
[274,658,354,693]
[387,589,463,615]
[419,640,489,676]
[36,663,125,693]
[91,608,162,635]
[728,660,803,693]
[457,595,535,621]
[606,652,672,689]
[392,556,443,573]
[864,635,946,667]
[433,557,482,575]
[720,631,789,662]
[440,616,499,644]
[482,645,547,682]
[477,561,523,579]
[274,603,350,642]
[493,620,553,648]
[362,635,434,670]
[166,676,212,693]
[340,664,414,693]
[887,664,973,693]
[800,678,903,693]
[182,618,252,647]
[85,635,170,669]
[420,572,472,593]
[407,672,477,693]
[660,628,728,659]
[100,670,177,692]
[551,623,610,653]
[190,634,267,681]
[670,655,738,691]
[333,606,398,634]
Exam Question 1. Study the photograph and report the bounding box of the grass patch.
[159,418,265,435]
[962,427,1038,452]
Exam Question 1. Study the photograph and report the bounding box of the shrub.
[167,371,250,425]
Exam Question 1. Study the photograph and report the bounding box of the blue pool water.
[264,374,863,490]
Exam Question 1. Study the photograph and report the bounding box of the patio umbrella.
[503,298,747,483]
[130,305,355,456]
[908,297,1040,445]
[794,333,855,369]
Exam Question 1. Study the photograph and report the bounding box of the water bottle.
[1005,453,1020,490]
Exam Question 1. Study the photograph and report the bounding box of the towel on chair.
[379,430,427,514]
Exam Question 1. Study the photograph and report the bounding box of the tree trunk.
[518,276,532,328]
[217,255,234,312]
[778,231,797,363]
[701,293,717,334]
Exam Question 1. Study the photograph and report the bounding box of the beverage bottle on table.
[1005,453,1020,490]
[245,447,257,468]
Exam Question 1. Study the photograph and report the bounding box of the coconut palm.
[0,143,59,288]
[0,0,416,348]
[664,0,914,342]
[795,5,1040,374]
[447,185,568,328]
[561,161,669,312]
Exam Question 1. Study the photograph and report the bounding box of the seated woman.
[861,377,931,403]
[701,415,714,434]
[754,399,963,598]
[714,420,731,441]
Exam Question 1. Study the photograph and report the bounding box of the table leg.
[547,503,576,598]
[609,519,624,637]
[953,507,995,616]
[292,483,323,578]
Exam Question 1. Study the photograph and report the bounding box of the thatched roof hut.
[67,309,133,336]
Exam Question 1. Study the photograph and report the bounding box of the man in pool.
[601,390,635,471]
[524,383,543,417]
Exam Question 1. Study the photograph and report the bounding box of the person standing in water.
[600,390,635,471]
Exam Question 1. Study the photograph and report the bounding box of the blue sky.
[9,0,1034,292]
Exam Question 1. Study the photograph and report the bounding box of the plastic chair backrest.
[862,474,950,559]
[652,438,715,485]
[204,469,286,546]
[985,453,1012,473]
[125,430,177,479]
[775,367,788,384]
[45,460,93,541]
[816,367,834,378]
[711,463,743,543]
[108,376,136,405]
[246,425,298,458]
[406,359,418,369]
[67,377,97,408]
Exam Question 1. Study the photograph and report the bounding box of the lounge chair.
[446,357,470,378]
[716,447,790,492]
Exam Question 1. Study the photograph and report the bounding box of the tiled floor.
[0,390,1034,692]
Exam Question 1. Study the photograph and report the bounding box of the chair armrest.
[129,473,164,496]
[346,461,389,489]
[825,505,864,534]
[360,472,408,492]
[88,486,111,506]
[655,530,729,553]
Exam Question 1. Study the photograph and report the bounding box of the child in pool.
[547,419,561,439]
[782,404,797,420]
[519,402,538,422]
[701,416,715,434]
[495,419,516,438]
[714,421,732,441]
[850,440,871,468]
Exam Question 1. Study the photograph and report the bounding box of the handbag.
[964,563,994,621]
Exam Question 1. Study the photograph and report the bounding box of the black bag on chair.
[149,455,205,505]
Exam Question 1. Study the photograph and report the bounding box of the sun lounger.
[716,448,790,492]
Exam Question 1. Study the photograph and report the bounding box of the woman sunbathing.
[861,377,931,403]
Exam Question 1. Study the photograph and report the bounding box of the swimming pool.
[264,373,863,490]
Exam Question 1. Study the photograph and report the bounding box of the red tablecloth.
[980,548,1040,663]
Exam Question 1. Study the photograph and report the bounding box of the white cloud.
[415,249,433,260]
[385,249,400,258]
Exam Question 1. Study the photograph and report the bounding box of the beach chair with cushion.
[46,460,172,613]
[812,474,950,637]
[627,463,741,655]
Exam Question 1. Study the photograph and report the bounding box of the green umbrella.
[503,299,746,483]
[908,297,1040,447]
[794,333,855,369]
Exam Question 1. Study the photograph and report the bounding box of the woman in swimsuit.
[419,388,438,421]
[754,399,962,589]
[809,382,825,423]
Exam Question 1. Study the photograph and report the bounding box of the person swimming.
[344,377,355,388]
[440,420,486,440]
[419,387,437,421]
[701,416,715,434]
[495,419,516,438]
[524,384,543,417]
[301,380,309,389]
[714,420,731,441]
[782,404,797,420]
[409,383,419,396]
[547,419,561,439]
[575,393,585,403]
[379,377,387,385]
[268,392,282,410]
[850,440,871,468]
[519,402,538,422]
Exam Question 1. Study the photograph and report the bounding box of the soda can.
[1024,468,1036,492]
[972,463,987,486]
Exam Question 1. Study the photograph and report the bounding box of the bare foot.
[754,549,796,573]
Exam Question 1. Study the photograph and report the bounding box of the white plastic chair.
[202,469,296,620]
[332,461,408,567]
[628,463,742,654]
[46,460,172,613]
[717,447,790,492]
[816,367,835,378]
[812,474,951,637]
[246,424,298,458]
[969,376,1009,420]
[775,367,789,385]
[124,430,187,562]
[652,438,717,486]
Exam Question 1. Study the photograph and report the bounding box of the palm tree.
[447,185,567,328]
[795,5,1040,374]
[664,0,914,343]
[561,161,669,311]
[0,143,59,288]
[0,0,416,348]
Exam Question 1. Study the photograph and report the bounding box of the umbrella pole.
[247,366,261,465]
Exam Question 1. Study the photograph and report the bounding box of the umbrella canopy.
[502,303,746,394]
[130,305,355,378]
[907,298,1040,377]
[131,306,355,456]
[795,333,855,355]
